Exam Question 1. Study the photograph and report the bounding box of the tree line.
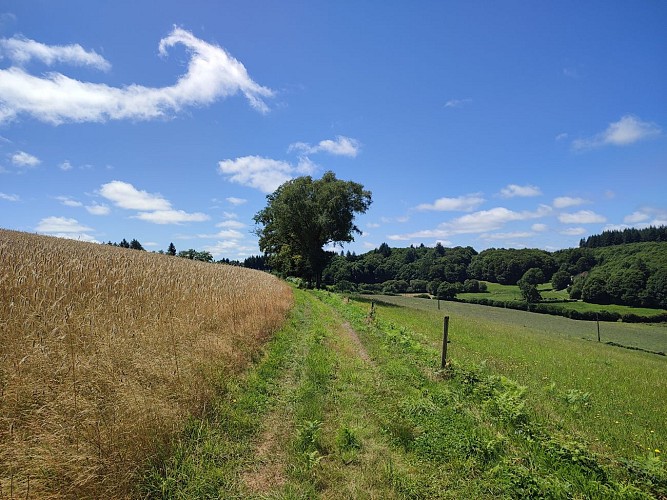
[579,225,667,248]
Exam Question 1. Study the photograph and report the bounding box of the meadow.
[0,229,292,498]
[457,281,667,320]
[143,290,666,498]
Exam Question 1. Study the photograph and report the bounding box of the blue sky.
[1,1,665,259]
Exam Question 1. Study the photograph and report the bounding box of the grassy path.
[141,289,665,499]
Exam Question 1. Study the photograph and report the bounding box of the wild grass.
[0,229,292,498]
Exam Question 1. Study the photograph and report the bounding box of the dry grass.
[0,229,293,498]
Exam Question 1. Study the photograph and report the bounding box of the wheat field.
[0,229,293,498]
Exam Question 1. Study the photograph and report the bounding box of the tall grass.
[0,229,292,498]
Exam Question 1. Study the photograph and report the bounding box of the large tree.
[254,171,372,288]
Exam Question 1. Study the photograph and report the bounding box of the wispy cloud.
[56,195,83,207]
[86,203,110,215]
[499,184,542,198]
[560,227,587,236]
[480,231,536,240]
[572,115,661,150]
[59,160,73,171]
[552,196,589,209]
[0,192,19,201]
[288,136,361,157]
[0,34,111,70]
[218,155,316,193]
[11,150,40,167]
[226,196,247,206]
[216,219,245,229]
[132,210,209,224]
[415,194,484,212]
[389,205,552,241]
[0,27,274,124]
[558,210,606,224]
[623,211,650,224]
[444,98,472,108]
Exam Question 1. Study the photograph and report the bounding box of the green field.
[457,281,667,319]
[374,294,667,354]
[143,289,667,498]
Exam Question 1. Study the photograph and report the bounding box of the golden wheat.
[0,229,293,498]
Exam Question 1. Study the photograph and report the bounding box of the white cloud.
[202,240,256,258]
[0,27,274,124]
[560,227,587,236]
[444,98,472,108]
[389,205,552,241]
[624,211,650,224]
[288,136,360,157]
[132,209,209,225]
[558,210,606,224]
[216,219,245,229]
[366,222,380,228]
[99,180,171,211]
[86,203,110,215]
[99,180,208,224]
[11,150,40,167]
[415,194,484,212]
[210,229,244,239]
[572,115,661,150]
[59,160,73,171]
[0,192,19,201]
[35,216,92,233]
[446,205,551,233]
[555,132,568,141]
[480,231,536,240]
[0,35,111,70]
[553,196,589,208]
[56,195,83,207]
[218,155,305,193]
[499,184,542,198]
[226,196,247,206]
[531,223,548,232]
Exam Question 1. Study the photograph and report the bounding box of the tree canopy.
[254,171,372,288]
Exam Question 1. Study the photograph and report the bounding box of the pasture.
[457,281,667,319]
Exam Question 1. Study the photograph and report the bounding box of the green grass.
[363,294,667,457]
[141,289,667,498]
[458,281,667,318]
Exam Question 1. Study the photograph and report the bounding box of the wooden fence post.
[596,313,600,342]
[441,316,450,369]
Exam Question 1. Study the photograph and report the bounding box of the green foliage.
[177,248,213,262]
[517,277,542,303]
[167,242,176,256]
[254,171,371,288]
[521,267,545,285]
[551,269,571,291]
[467,248,558,285]
[437,281,462,300]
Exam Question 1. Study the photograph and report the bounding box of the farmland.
[2,229,666,498]
[0,229,292,498]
